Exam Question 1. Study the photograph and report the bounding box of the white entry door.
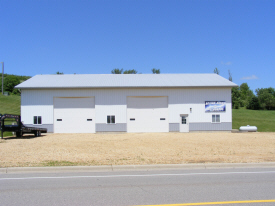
[54,97,95,133]
[180,114,189,133]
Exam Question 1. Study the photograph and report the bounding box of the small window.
[160,118,165,120]
[34,116,42,125]
[181,116,187,124]
[212,114,220,123]
[87,119,93,121]
[130,118,135,121]
[57,119,62,121]
[107,115,115,124]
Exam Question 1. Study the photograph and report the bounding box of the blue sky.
[1,0,274,92]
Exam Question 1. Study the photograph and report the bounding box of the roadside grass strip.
[136,199,275,206]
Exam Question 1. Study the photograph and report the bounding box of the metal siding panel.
[127,96,168,108]
[189,122,232,131]
[169,123,179,132]
[54,97,95,108]
[96,105,126,123]
[21,105,53,125]
[96,123,127,132]
[21,87,232,133]
[168,88,232,123]
[95,89,127,124]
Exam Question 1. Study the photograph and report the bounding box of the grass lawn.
[0,93,21,115]
[0,93,21,137]
[232,107,275,132]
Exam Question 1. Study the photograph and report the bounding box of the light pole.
[1,62,3,95]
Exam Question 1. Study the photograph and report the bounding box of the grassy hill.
[232,108,275,132]
[0,93,21,115]
[0,94,21,137]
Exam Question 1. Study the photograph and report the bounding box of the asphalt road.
[0,168,275,206]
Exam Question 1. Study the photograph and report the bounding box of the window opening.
[181,116,187,124]
[107,115,115,124]
[34,116,42,125]
[212,114,220,123]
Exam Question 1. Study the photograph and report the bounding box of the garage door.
[127,96,168,132]
[54,97,95,133]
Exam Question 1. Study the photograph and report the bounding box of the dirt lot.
[0,132,275,167]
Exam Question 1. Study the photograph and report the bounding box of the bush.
[248,96,260,110]
[234,100,240,109]
[3,75,20,94]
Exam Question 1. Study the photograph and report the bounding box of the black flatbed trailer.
[0,114,47,139]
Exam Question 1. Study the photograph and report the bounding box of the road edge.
[1,162,275,174]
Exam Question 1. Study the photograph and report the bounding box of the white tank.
[239,125,257,132]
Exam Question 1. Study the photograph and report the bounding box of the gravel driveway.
[1,132,275,167]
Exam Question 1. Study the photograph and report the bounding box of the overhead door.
[127,96,168,132]
[54,97,95,133]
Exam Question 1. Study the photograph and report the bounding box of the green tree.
[239,83,254,107]
[152,68,160,74]
[214,68,219,75]
[247,96,260,110]
[231,86,241,109]
[266,87,275,96]
[123,69,138,74]
[111,68,123,74]
[56,71,64,74]
[3,75,20,94]
[256,87,275,110]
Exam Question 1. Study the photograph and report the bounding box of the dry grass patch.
[0,132,275,167]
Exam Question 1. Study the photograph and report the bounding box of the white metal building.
[15,74,237,133]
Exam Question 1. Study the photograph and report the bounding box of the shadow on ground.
[2,135,47,140]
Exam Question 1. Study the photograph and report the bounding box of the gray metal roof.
[15,73,238,89]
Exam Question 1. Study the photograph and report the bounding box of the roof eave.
[16,85,238,89]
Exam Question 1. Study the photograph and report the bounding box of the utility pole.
[1,62,3,95]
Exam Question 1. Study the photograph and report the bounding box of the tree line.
[232,84,275,110]
[0,74,31,95]
[214,68,275,110]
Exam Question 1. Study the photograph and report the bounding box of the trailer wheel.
[16,132,21,137]
[34,131,38,137]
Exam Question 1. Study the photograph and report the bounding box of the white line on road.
[1,170,275,181]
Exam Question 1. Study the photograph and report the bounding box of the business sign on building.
[205,101,226,112]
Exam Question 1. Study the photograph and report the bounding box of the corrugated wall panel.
[21,87,232,132]
[96,105,126,123]
[190,122,232,131]
[169,123,179,132]
[21,105,53,125]
[96,123,127,132]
